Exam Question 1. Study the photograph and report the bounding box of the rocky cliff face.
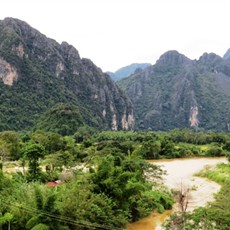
[118,50,230,131]
[0,57,18,85]
[0,17,134,133]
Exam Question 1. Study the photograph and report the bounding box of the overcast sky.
[1,0,230,72]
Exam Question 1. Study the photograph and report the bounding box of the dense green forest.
[1,128,230,229]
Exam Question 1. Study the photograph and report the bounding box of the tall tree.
[23,143,44,181]
[0,131,21,160]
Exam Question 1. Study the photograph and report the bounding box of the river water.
[127,157,227,230]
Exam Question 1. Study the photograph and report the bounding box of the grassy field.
[196,162,230,184]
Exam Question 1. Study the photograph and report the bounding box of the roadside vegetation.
[0,128,230,229]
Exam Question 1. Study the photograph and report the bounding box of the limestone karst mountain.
[118,50,230,131]
[1,17,230,133]
[0,17,134,134]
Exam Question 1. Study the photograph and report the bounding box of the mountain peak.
[119,49,230,131]
[199,52,222,63]
[223,48,230,60]
[0,17,134,132]
[156,50,191,66]
[2,17,35,34]
[60,41,81,61]
[3,17,25,24]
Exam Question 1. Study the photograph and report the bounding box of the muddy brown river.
[127,157,227,230]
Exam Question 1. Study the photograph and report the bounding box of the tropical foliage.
[0,129,230,229]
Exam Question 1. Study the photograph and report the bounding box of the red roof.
[46,181,59,187]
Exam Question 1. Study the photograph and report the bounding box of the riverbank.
[152,157,227,211]
[127,210,172,230]
[127,157,227,230]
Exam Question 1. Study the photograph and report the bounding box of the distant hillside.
[223,48,230,60]
[0,17,134,134]
[118,50,230,131]
[107,63,151,81]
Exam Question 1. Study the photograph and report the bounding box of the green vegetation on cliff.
[0,18,134,133]
[118,51,230,131]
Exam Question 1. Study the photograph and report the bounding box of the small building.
[46,180,62,187]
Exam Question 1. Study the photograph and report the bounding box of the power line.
[0,199,125,230]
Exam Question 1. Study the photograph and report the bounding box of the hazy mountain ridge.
[1,17,230,133]
[223,48,230,60]
[0,17,134,134]
[107,63,151,81]
[118,50,230,131]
